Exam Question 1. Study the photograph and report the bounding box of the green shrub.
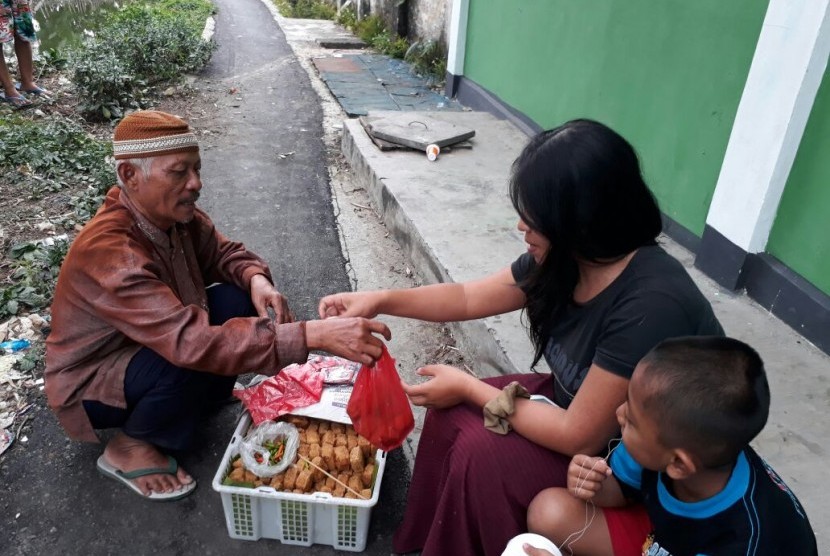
[71,1,215,121]
[0,238,70,321]
[39,48,69,72]
[0,114,112,319]
[271,0,336,19]
[72,45,148,121]
[353,14,385,43]
[101,13,214,83]
[372,31,408,59]
[110,0,215,35]
[292,0,337,19]
[67,185,109,226]
[335,11,408,59]
[405,40,447,82]
[335,4,356,28]
[0,115,113,195]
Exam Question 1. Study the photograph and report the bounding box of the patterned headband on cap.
[113,110,199,160]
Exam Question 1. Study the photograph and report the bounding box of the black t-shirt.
[511,245,723,407]
[611,443,818,555]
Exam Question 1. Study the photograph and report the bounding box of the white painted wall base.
[446,0,469,77]
[705,0,830,254]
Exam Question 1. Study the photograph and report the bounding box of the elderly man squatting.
[45,111,390,501]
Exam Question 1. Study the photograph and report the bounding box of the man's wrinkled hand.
[305,317,391,365]
[250,274,293,324]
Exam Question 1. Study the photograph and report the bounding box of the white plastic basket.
[212,413,387,552]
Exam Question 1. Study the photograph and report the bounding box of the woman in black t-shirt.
[318,119,723,556]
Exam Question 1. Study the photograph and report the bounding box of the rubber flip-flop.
[96,454,197,501]
[15,83,51,97]
[0,94,33,110]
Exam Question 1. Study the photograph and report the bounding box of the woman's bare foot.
[102,432,193,496]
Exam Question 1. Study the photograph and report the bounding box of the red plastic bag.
[347,345,414,451]
[234,362,325,425]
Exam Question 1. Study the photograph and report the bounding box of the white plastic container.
[212,413,387,552]
[502,533,563,556]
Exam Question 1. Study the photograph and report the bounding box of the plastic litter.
[0,339,30,354]
[0,428,13,456]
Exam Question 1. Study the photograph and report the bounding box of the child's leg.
[13,32,35,89]
[527,487,613,556]
[0,48,17,97]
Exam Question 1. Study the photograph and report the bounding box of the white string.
[560,438,622,555]
[552,369,576,400]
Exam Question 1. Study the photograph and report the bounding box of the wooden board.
[361,113,475,150]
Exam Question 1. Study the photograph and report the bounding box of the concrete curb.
[201,15,216,42]
[342,114,537,378]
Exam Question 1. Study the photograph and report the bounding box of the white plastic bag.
[239,421,300,478]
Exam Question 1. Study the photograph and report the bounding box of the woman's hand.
[250,274,293,323]
[318,291,382,319]
[566,454,611,501]
[402,364,477,409]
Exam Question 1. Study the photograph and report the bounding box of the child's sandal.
[15,84,52,97]
[1,94,33,110]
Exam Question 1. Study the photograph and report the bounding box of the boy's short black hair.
[638,336,770,468]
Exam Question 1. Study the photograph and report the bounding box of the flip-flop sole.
[0,95,33,110]
[96,455,197,502]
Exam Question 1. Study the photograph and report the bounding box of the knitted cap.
[113,111,199,160]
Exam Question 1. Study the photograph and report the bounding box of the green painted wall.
[464,1,768,236]
[767,70,830,295]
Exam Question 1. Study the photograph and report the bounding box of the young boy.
[525,336,818,556]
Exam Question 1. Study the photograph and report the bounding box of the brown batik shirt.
[45,186,308,442]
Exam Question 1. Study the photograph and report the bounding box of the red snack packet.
[234,363,324,425]
[347,345,414,451]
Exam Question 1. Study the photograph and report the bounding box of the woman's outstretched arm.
[318,266,526,323]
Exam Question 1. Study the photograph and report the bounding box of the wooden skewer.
[295,453,369,500]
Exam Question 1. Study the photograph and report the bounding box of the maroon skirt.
[392,373,570,556]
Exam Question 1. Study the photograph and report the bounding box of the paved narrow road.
[0,0,408,554]
[200,0,349,318]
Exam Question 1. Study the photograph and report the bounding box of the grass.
[71,0,215,120]
[271,0,336,19]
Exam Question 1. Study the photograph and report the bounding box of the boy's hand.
[567,454,612,501]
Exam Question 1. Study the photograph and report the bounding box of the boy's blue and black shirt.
[610,443,818,556]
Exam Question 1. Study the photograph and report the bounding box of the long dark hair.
[509,119,662,366]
